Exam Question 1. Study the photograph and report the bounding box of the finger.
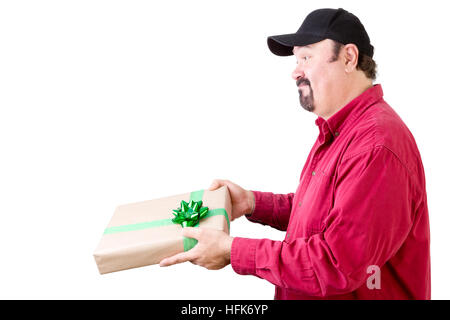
[159,251,195,267]
[181,227,201,239]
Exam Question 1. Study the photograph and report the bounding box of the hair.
[330,40,377,80]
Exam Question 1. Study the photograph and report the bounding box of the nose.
[291,63,305,81]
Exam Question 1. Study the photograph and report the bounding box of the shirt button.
[298,201,302,207]
[335,132,340,137]
[312,171,316,176]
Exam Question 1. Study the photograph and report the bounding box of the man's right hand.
[208,179,255,221]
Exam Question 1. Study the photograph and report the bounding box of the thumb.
[208,179,222,191]
[182,227,200,239]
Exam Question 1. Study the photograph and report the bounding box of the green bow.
[172,200,209,228]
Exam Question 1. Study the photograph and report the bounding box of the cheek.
[310,66,334,94]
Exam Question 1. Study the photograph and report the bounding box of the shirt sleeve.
[231,145,418,296]
[245,191,294,231]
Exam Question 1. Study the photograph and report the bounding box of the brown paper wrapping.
[93,186,232,274]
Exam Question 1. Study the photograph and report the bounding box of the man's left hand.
[159,227,233,270]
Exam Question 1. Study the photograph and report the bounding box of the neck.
[320,78,373,120]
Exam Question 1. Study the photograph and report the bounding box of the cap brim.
[267,33,326,56]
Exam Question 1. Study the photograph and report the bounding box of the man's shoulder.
[354,101,408,143]
[342,100,422,173]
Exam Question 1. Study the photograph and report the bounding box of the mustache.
[296,78,311,87]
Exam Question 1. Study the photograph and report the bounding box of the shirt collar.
[315,84,384,144]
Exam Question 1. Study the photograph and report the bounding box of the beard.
[296,78,315,112]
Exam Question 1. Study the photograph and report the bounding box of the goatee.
[296,78,315,112]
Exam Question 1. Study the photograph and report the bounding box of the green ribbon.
[103,190,230,252]
[171,194,209,250]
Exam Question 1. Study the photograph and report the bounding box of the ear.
[343,44,359,73]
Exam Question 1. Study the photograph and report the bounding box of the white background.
[0,0,449,299]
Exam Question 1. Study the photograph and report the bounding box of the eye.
[295,55,311,64]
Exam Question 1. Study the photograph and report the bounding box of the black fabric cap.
[268,8,374,57]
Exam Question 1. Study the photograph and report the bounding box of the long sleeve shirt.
[230,84,431,299]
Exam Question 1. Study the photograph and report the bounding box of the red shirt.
[230,84,431,299]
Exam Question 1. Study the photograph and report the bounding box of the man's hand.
[159,227,233,270]
[209,179,255,221]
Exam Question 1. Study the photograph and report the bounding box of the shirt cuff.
[230,237,259,276]
[245,190,274,225]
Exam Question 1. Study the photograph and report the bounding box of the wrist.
[246,190,255,216]
[224,236,234,265]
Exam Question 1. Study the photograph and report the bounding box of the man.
[160,8,431,300]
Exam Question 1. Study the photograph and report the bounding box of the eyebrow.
[293,45,312,54]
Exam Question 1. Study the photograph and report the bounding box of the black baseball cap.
[267,8,374,58]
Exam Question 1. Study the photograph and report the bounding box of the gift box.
[93,186,232,274]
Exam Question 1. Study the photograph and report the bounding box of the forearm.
[245,191,294,231]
